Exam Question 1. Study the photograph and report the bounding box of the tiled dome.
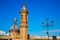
[9,18,19,31]
[10,24,19,30]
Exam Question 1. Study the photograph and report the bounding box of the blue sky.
[0,0,60,36]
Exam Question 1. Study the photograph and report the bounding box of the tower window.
[25,15,27,20]
[21,15,23,19]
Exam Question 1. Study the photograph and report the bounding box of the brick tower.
[20,4,28,40]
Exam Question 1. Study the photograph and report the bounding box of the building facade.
[0,4,29,40]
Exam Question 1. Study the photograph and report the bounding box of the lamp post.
[42,18,54,40]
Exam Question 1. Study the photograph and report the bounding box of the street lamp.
[42,18,54,40]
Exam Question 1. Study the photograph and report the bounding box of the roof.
[21,4,27,10]
[10,24,19,30]
[9,18,19,31]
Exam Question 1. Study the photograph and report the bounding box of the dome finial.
[14,18,17,25]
